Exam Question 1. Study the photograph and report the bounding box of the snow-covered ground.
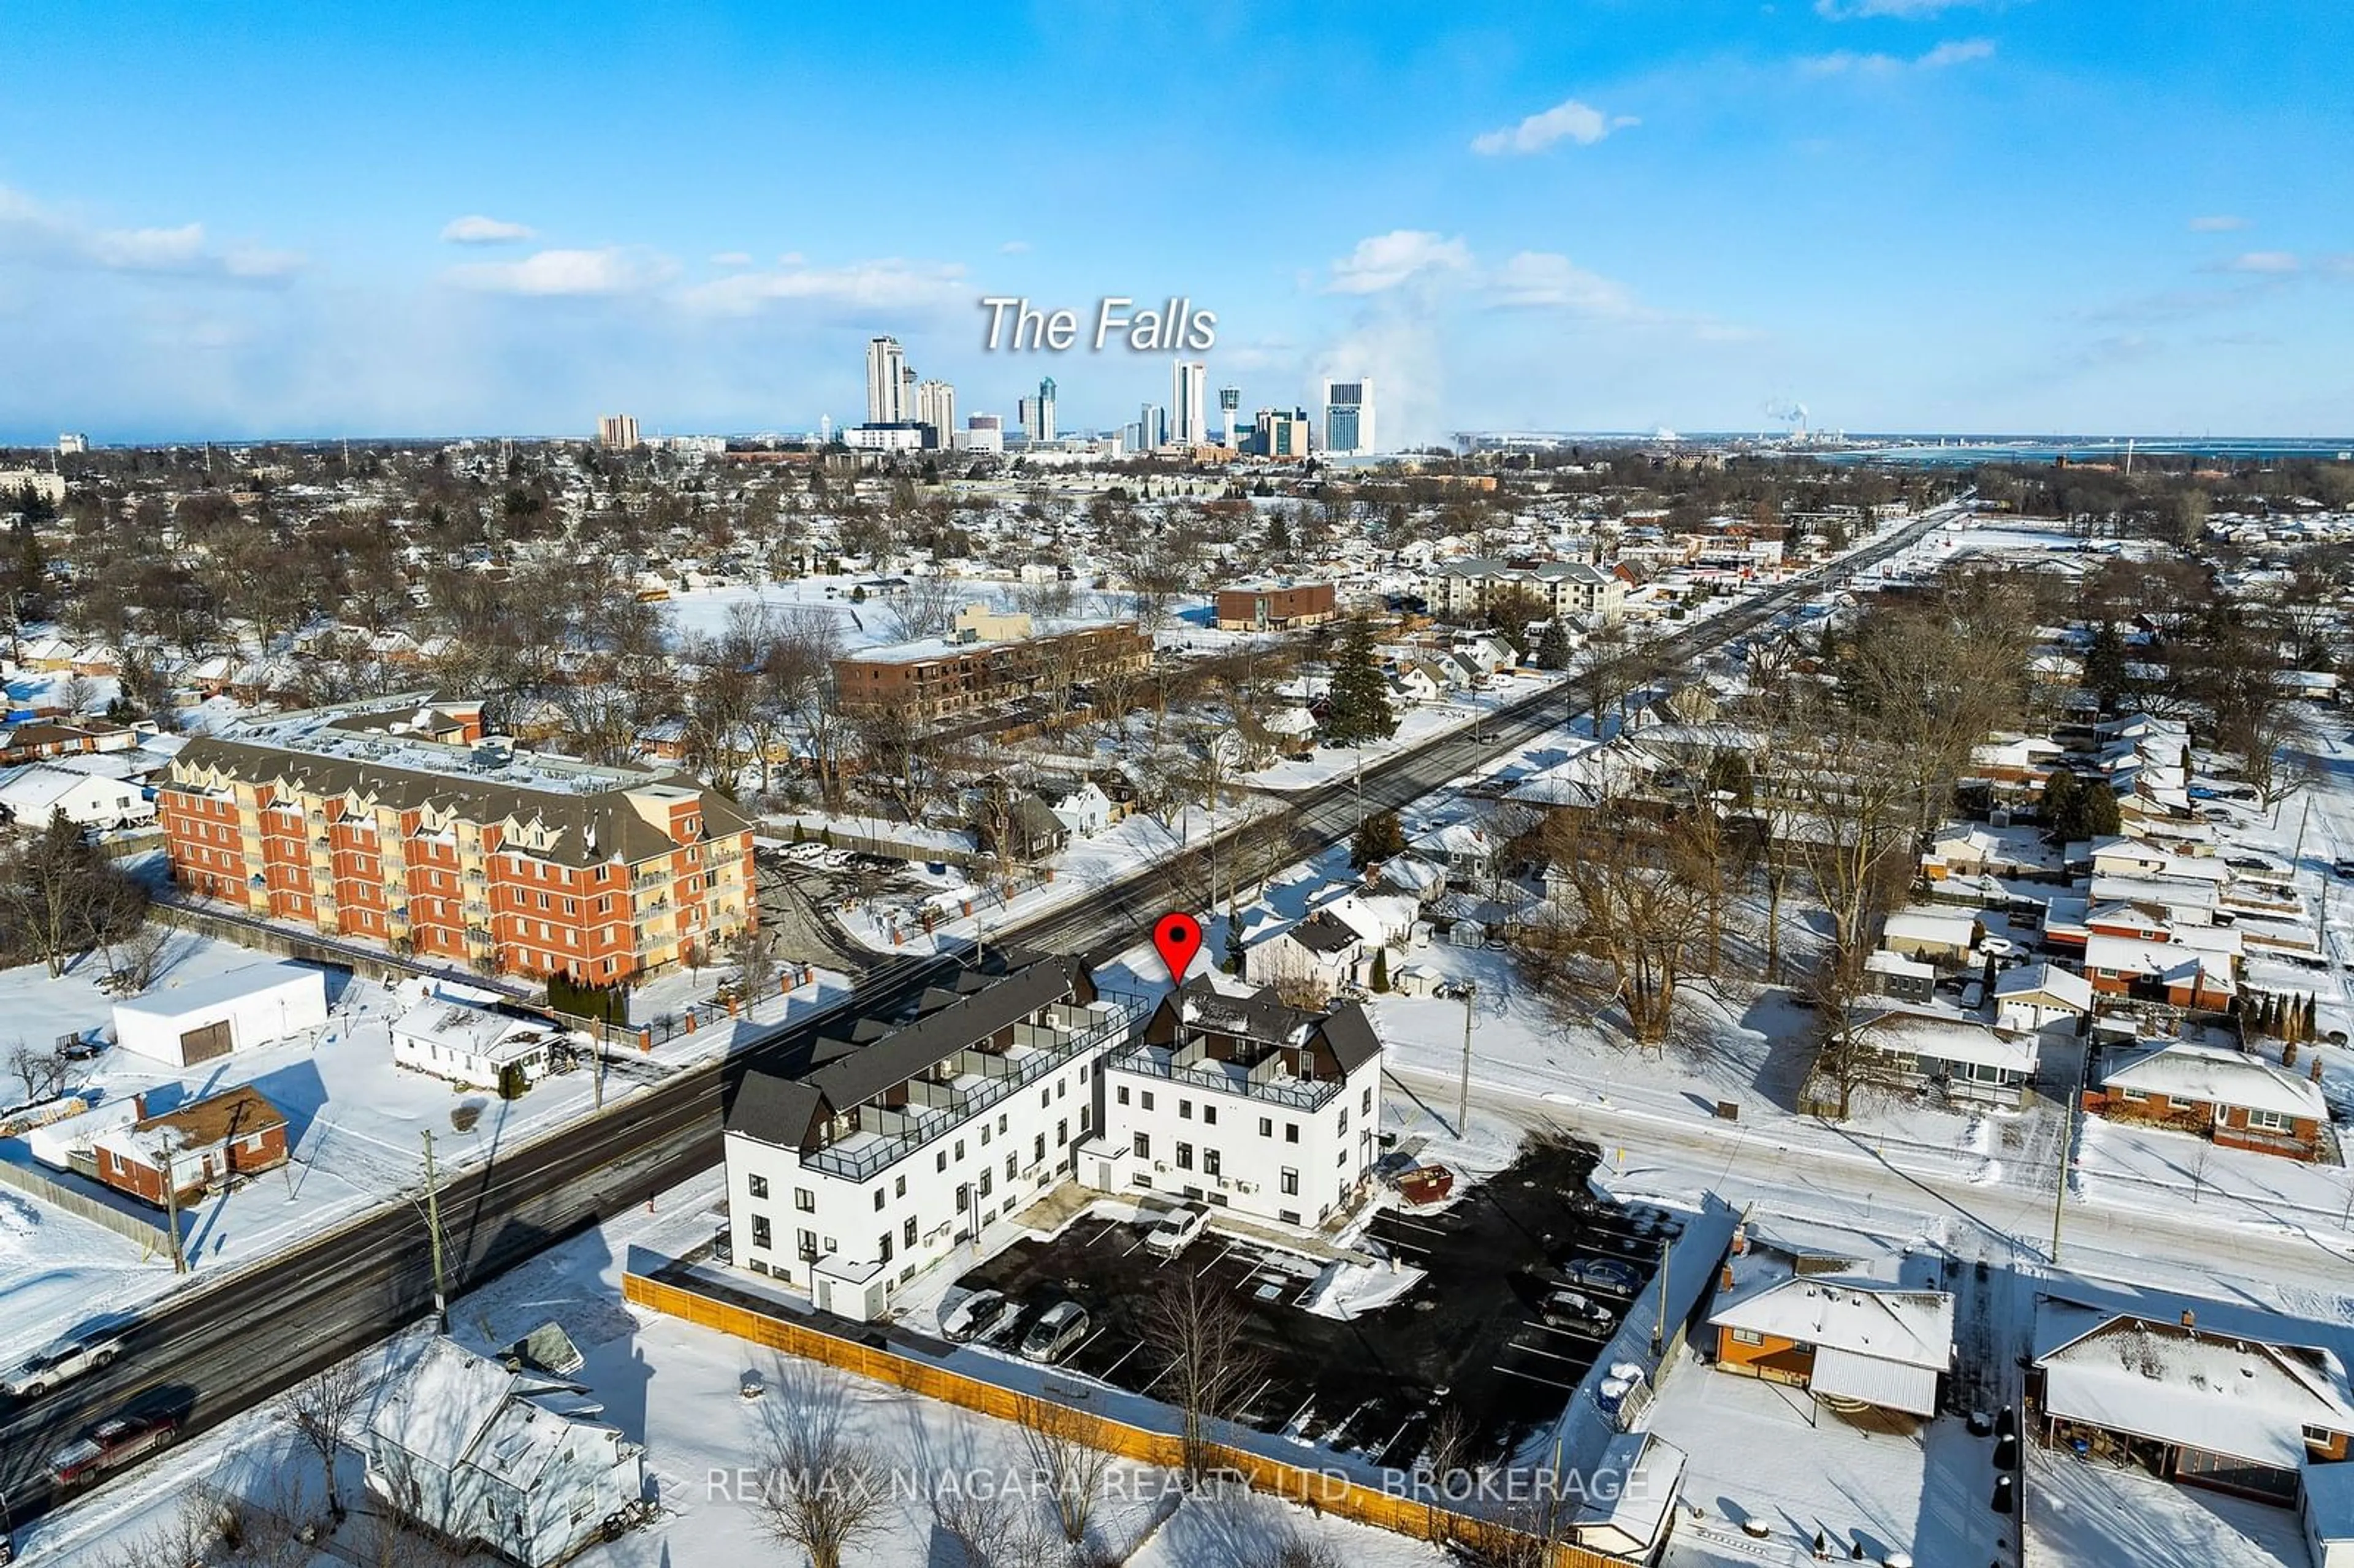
[1244,669,1571,793]
[26,1165,1452,1568]
[0,931,855,1366]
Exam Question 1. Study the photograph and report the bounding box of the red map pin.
[1152,911,1203,984]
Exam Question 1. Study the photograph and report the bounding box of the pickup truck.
[3,1334,124,1399]
[48,1413,177,1487]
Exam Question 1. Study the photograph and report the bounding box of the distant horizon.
[2,2,2346,443]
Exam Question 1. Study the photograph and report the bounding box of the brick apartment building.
[832,604,1151,721]
[158,696,755,983]
[1213,579,1338,632]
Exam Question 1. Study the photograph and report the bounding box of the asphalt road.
[0,504,1959,1539]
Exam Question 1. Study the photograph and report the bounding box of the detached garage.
[112,961,330,1067]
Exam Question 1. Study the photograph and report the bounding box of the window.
[1280,1168,1299,1196]
[1730,1328,1764,1346]
[1176,1143,1194,1171]
[1033,1133,1046,1163]
[1338,1149,1348,1167]
[1056,1078,1067,1100]
[2304,1424,2339,1448]
[1118,1085,1131,1106]
[1057,1119,1068,1146]
[1133,1133,1151,1159]
[955,1139,966,1160]
[1203,1148,1222,1178]
[1078,1105,1091,1133]
[1203,1105,1217,1126]
[997,1113,1008,1135]
[1042,1089,1051,1109]
[1141,1091,1154,1112]
[2248,1108,2295,1132]
[1285,1122,1300,1144]
[980,1123,991,1146]
[1007,1153,1018,1180]
[878,1233,893,1263]
[874,1189,886,1212]
[796,1228,816,1257]
[903,1217,917,1247]
[937,1151,949,1173]
[978,1170,993,1198]
[1259,1116,1273,1138]
[750,1216,771,1249]
[2116,1087,2147,1103]
[1363,1087,1373,1115]
[794,1187,815,1212]
[748,1174,769,1200]
[1180,1100,1193,1121]
[894,1174,907,1198]
[1279,1209,1301,1225]
[1338,1108,1348,1135]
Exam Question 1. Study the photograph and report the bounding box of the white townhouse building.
[1423,558,1625,623]
[722,953,1145,1320]
[1080,976,1387,1230]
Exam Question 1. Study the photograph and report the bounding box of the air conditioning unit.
[1153,1162,1170,1173]
[1235,1181,1257,1195]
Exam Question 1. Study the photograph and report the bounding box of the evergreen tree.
[1533,618,1572,672]
[2082,622,2130,710]
[1322,615,1396,747]
[1370,948,1390,992]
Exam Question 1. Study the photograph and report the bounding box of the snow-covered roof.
[1855,1011,2040,1075]
[1865,950,1935,980]
[112,959,324,1024]
[2034,1295,2354,1468]
[1882,907,1979,945]
[1994,962,2093,1012]
[392,997,560,1064]
[1712,1275,1954,1376]
[2101,1038,2326,1121]
[1572,1431,1686,1554]
[368,1336,514,1469]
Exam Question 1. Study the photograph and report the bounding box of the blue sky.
[0,0,2347,444]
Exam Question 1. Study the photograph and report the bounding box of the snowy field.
[0,930,855,1366]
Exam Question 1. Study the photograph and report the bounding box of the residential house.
[1880,907,1983,966]
[90,1086,290,1206]
[1994,963,2094,1035]
[1249,912,1365,1003]
[1708,1231,1954,1418]
[1410,822,1502,886]
[722,953,1143,1320]
[1035,778,1112,840]
[2085,1037,2329,1160]
[364,1336,644,1567]
[1863,950,1937,1005]
[1841,1007,2041,1108]
[1213,579,1337,631]
[2030,1290,2354,1503]
[0,763,155,831]
[1083,975,1386,1230]
[2082,929,2238,1010]
[392,997,571,1092]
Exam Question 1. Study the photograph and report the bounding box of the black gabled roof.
[726,952,1091,1152]
[1318,1000,1382,1073]
[1161,975,1384,1074]
[1287,912,1362,956]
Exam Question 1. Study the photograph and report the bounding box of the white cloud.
[1327,230,1474,294]
[444,246,677,297]
[677,257,968,317]
[709,251,752,267]
[0,185,304,282]
[999,240,1032,254]
[2219,251,2299,274]
[440,214,537,245]
[1802,36,1994,74]
[1487,252,1642,317]
[2187,215,2249,232]
[1470,98,1637,156]
[1815,0,1983,17]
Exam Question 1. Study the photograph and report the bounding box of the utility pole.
[421,1129,449,1330]
[1455,980,1477,1135]
[2050,1040,2089,1266]
[2292,796,2312,868]
[161,1149,186,1274]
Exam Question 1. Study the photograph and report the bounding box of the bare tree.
[730,924,779,999]
[752,1364,891,1568]
[9,1041,70,1103]
[1517,803,1714,1051]
[929,1480,1057,1567]
[278,1356,374,1521]
[1018,1391,1116,1547]
[78,1493,220,1568]
[0,809,131,976]
[1143,1271,1267,1482]
[878,576,967,642]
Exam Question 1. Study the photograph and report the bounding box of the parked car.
[1564,1257,1642,1294]
[49,1412,175,1486]
[4,1334,124,1399]
[1540,1288,1613,1329]
[2334,859,2354,880]
[1019,1302,1091,1364]
[940,1288,1015,1344]
[1143,1205,1209,1257]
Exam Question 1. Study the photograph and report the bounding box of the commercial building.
[915,379,956,445]
[865,336,910,424]
[1253,408,1312,460]
[110,961,329,1067]
[846,422,927,453]
[831,604,1151,722]
[1171,359,1206,446]
[1322,378,1375,457]
[58,433,89,455]
[1217,386,1242,444]
[1081,976,1387,1228]
[1423,558,1625,622]
[0,470,67,506]
[1016,376,1057,443]
[594,414,639,451]
[1213,578,1338,632]
[956,414,1004,454]
[723,951,1146,1320]
[156,695,755,983]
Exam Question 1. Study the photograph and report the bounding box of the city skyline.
[0,1,2348,444]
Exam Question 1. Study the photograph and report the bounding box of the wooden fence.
[0,1154,175,1252]
[623,1269,1618,1567]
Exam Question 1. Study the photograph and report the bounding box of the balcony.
[806,992,1148,1182]
[1106,1036,1345,1113]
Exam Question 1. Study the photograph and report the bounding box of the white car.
[4,1334,124,1399]
[1143,1205,1209,1257]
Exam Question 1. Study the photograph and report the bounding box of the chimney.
[2181,1309,2196,1332]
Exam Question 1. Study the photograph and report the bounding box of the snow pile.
[1299,1254,1426,1321]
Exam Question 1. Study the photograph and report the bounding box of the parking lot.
[950,1137,1687,1471]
